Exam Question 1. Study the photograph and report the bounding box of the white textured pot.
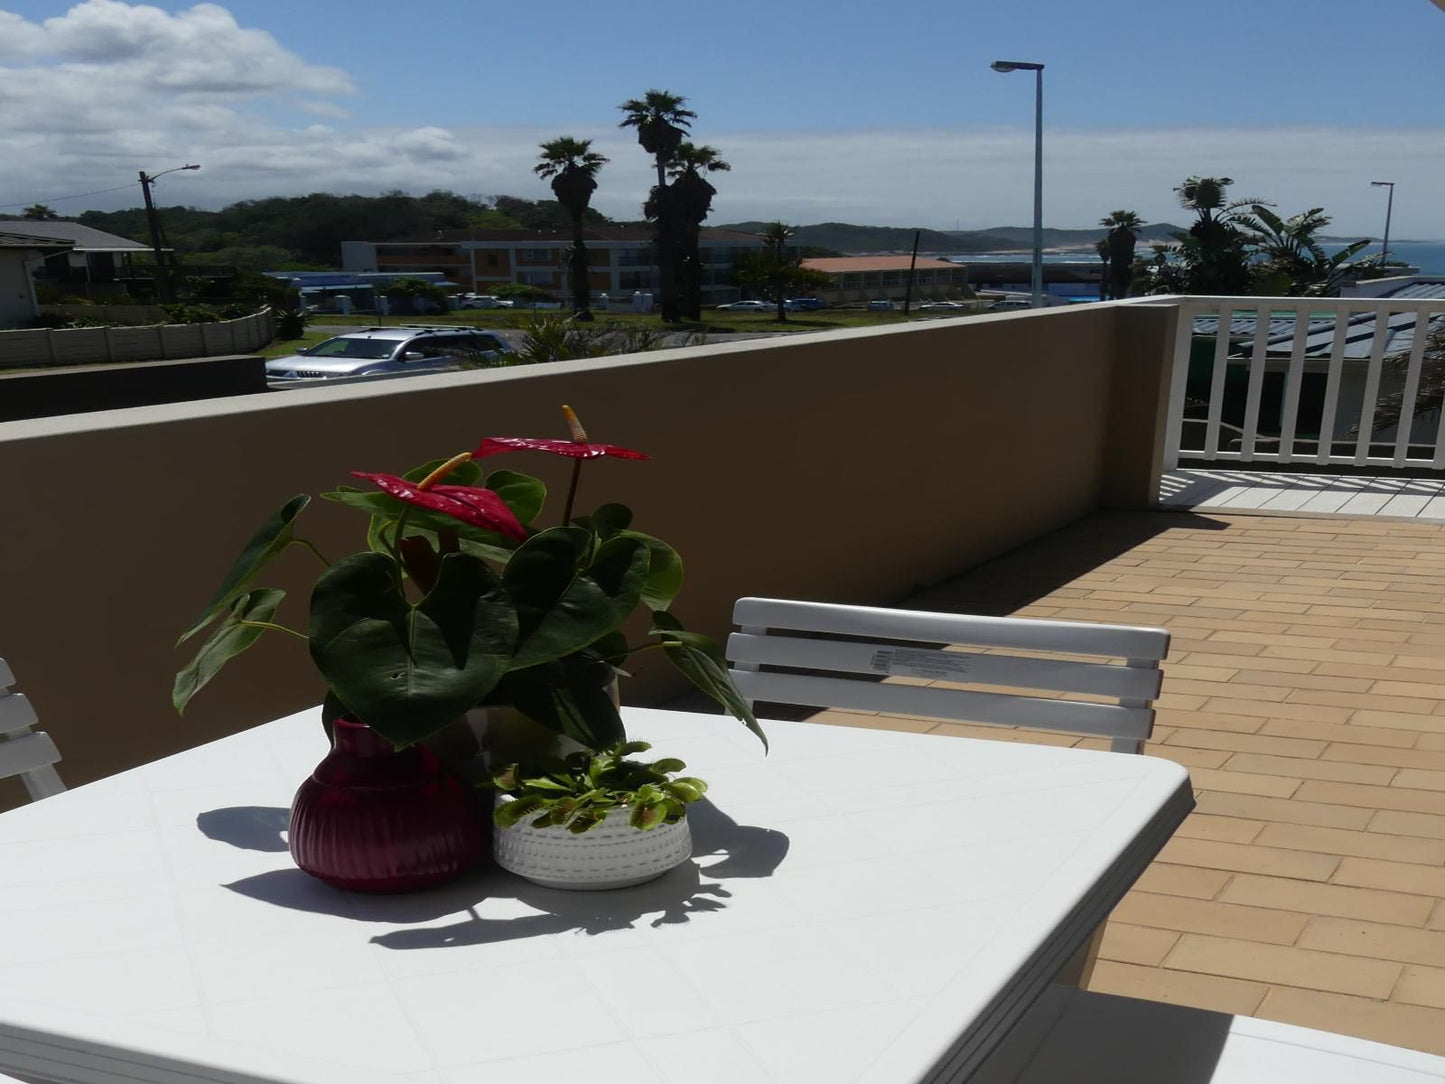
[492,796,692,891]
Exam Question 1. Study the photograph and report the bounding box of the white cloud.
[0,4,1441,241]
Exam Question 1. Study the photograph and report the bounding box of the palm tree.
[534,137,608,317]
[619,90,696,322]
[1099,210,1144,300]
[759,221,795,322]
[668,143,730,320]
[21,204,57,220]
[1094,239,1110,300]
[1170,176,1258,295]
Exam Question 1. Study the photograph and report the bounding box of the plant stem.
[237,620,308,640]
[561,459,583,525]
[289,538,331,567]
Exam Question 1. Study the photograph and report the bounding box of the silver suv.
[266,326,511,384]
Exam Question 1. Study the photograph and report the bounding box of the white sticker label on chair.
[869,648,973,680]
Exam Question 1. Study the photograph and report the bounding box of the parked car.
[988,299,1033,311]
[266,327,512,384]
[867,299,896,311]
[784,297,825,311]
[716,299,771,312]
[459,294,514,309]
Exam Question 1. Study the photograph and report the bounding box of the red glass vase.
[289,716,486,893]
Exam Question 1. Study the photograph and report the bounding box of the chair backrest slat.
[0,691,40,736]
[727,598,1169,753]
[726,632,1163,700]
[0,658,66,801]
[732,670,1154,740]
[733,597,1169,660]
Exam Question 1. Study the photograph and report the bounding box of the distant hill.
[719,220,1187,255]
[958,224,1186,248]
[718,221,1020,254]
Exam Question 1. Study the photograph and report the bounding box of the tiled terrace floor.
[815,509,1445,1055]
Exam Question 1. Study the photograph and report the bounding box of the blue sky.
[1,0,1442,236]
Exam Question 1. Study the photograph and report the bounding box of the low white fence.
[1162,295,1445,471]
[0,309,273,369]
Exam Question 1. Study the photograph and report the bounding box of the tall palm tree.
[1099,209,1144,300]
[759,221,795,322]
[1232,204,1369,296]
[534,136,608,317]
[619,90,696,322]
[1094,238,1110,300]
[668,143,730,320]
[1170,176,1259,295]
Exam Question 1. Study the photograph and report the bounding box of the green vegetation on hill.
[75,191,623,270]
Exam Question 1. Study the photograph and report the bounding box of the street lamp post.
[1370,180,1395,266]
[991,60,1045,308]
[138,164,200,302]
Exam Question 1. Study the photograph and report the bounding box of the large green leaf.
[503,528,650,669]
[174,588,287,713]
[180,495,309,643]
[485,469,546,526]
[651,611,767,750]
[308,552,518,745]
[619,530,683,611]
[492,652,626,749]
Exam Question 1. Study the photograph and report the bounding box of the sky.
[1,0,1443,238]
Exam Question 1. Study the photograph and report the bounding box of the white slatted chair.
[728,599,1445,1083]
[727,597,1168,752]
[0,658,66,801]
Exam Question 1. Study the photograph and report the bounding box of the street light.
[138,164,200,302]
[1370,180,1395,266]
[991,59,1045,309]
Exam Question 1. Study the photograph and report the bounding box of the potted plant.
[490,740,706,889]
[175,405,764,893]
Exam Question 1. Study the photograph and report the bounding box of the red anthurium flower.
[471,436,648,461]
[473,403,648,462]
[353,472,526,540]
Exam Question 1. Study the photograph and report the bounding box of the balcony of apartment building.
[7,290,1445,1063]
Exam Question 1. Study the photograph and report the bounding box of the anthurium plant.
[492,741,705,834]
[174,406,764,753]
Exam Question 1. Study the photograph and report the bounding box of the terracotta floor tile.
[1087,960,1267,1016]
[1192,791,1372,830]
[1131,863,1231,900]
[1333,856,1445,897]
[1110,891,1307,945]
[1163,933,1399,996]
[1144,745,1230,770]
[1173,814,1265,845]
[1395,965,1445,1010]
[1223,752,1396,786]
[1096,922,1180,967]
[1298,779,1445,817]
[1260,718,1419,748]
[1155,838,1338,881]
[1369,809,1445,840]
[1256,822,1445,864]
[1163,730,1327,759]
[1325,744,1445,772]
[1394,768,1445,793]
[1186,767,1301,799]
[1202,698,1354,724]
[1218,873,1434,926]
[1259,987,1445,1054]
[1297,917,1445,967]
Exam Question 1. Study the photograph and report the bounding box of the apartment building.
[341,227,765,305]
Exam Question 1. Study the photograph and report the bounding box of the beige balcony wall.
[0,303,1176,805]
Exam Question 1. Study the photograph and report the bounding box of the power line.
[0,180,138,211]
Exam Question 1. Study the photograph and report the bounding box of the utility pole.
[137,164,199,303]
[903,230,920,315]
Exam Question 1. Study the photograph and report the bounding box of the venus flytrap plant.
[492,741,708,834]
[175,406,764,757]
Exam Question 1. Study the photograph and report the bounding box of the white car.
[458,295,514,309]
[266,327,511,384]
[716,299,771,312]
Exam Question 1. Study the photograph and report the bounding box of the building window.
[518,248,553,262]
[519,270,553,286]
[485,254,499,267]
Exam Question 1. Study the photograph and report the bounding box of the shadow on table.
[209,798,788,949]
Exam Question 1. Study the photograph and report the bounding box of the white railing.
[1161,296,1445,471]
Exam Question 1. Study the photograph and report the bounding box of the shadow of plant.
[214,797,788,949]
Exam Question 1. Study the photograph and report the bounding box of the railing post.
[1161,299,1195,471]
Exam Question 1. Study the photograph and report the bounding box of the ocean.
[948,240,1445,276]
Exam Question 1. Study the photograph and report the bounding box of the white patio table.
[0,705,1191,1084]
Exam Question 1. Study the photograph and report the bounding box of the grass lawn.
[259,329,332,358]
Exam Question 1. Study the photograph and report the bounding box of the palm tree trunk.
[570,212,590,317]
[654,157,680,322]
